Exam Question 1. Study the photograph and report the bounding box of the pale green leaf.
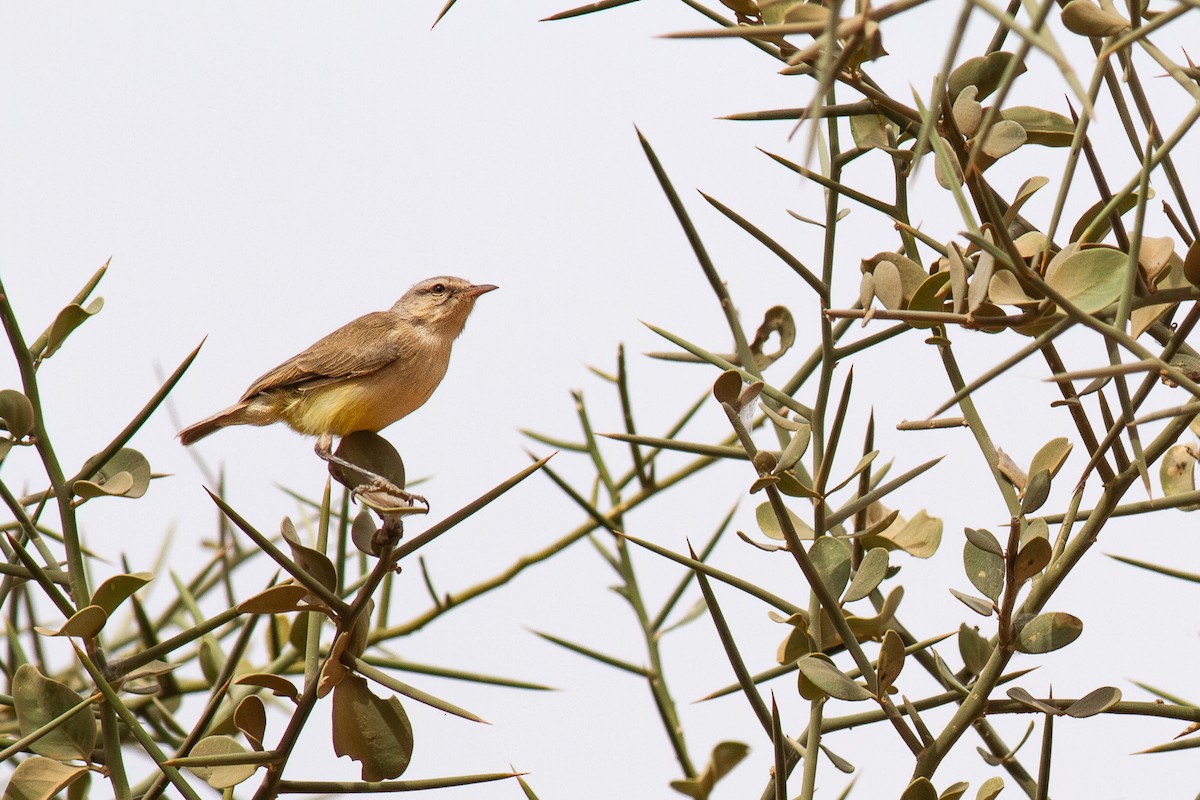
[797,655,873,701]
[1015,612,1083,654]
[2,757,88,800]
[1045,247,1127,313]
[756,501,815,541]
[13,664,97,761]
[842,547,889,602]
[186,735,258,789]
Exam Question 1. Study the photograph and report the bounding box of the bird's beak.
[463,284,499,298]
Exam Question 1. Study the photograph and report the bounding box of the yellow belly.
[276,353,448,437]
[280,384,376,436]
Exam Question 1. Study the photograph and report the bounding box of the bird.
[179,276,497,492]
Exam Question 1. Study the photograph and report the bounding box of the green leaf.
[976,775,1005,800]
[1184,239,1200,288]
[953,86,982,136]
[933,651,969,696]
[1133,243,1188,337]
[1070,192,1147,244]
[969,238,997,313]
[759,0,816,24]
[0,389,34,439]
[1029,437,1072,479]
[941,781,970,800]
[1061,0,1128,35]
[199,637,226,686]
[1021,517,1050,546]
[12,664,97,761]
[72,448,151,500]
[235,695,267,751]
[964,540,1004,602]
[948,52,1027,101]
[1000,107,1075,147]
[964,528,1002,557]
[237,584,311,615]
[1007,179,1052,233]
[1160,445,1200,509]
[796,655,873,701]
[859,507,900,539]
[908,272,952,328]
[669,741,750,800]
[1044,247,1127,313]
[861,251,928,306]
[755,501,815,541]
[876,629,905,692]
[719,0,760,16]
[988,270,1037,306]
[1064,686,1121,718]
[331,431,407,491]
[185,735,259,788]
[860,271,877,309]
[850,112,895,151]
[235,673,299,702]
[946,245,969,312]
[776,471,818,498]
[950,588,994,617]
[1021,469,1052,514]
[845,585,905,643]
[781,2,830,23]
[1014,537,1052,583]
[776,618,814,664]
[73,471,134,499]
[36,605,108,639]
[874,260,904,309]
[90,571,152,616]
[280,517,338,595]
[795,655,828,701]
[899,777,939,800]
[1139,235,1176,282]
[2,757,88,800]
[842,547,889,602]
[122,660,177,694]
[978,119,1027,159]
[810,536,852,599]
[41,298,104,360]
[1007,687,1062,715]
[958,624,993,676]
[775,424,812,474]
[65,772,90,800]
[351,508,381,556]
[332,674,414,781]
[761,402,805,432]
[1015,611,1083,653]
[863,509,943,558]
[820,743,855,773]
[123,660,177,681]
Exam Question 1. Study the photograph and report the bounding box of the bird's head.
[395,276,498,336]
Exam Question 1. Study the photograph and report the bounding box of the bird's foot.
[355,478,429,516]
[316,433,429,515]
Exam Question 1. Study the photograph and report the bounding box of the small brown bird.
[180,276,497,472]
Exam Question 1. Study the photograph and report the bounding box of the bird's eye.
[431,283,447,294]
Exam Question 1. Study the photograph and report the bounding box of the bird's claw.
[353,478,430,516]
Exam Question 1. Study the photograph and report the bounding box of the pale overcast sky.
[1,3,1197,798]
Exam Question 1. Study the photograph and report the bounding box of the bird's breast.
[281,338,452,437]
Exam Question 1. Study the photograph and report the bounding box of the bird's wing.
[239,311,407,400]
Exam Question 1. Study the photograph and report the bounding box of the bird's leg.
[313,434,428,510]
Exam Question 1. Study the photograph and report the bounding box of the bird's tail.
[178,403,253,446]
